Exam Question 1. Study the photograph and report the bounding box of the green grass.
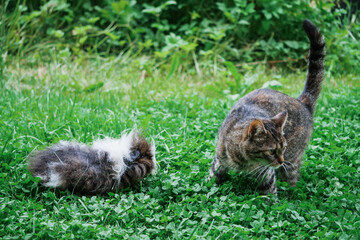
[1,55,359,239]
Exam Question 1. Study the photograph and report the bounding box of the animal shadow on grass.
[216,171,297,201]
[28,173,155,200]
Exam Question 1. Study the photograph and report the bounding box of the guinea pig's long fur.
[28,132,156,194]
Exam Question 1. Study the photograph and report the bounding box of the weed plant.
[1,0,359,75]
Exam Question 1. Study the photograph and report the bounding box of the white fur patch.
[44,168,63,188]
[53,140,74,150]
[54,140,88,151]
[92,132,134,181]
[150,141,157,173]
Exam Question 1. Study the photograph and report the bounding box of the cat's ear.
[248,119,266,138]
[272,111,288,132]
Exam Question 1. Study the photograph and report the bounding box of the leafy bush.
[1,0,359,74]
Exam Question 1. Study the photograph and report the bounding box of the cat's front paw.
[214,173,229,185]
[208,174,226,185]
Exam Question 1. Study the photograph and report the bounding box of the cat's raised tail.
[298,19,326,114]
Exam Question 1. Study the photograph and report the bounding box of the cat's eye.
[269,149,277,155]
[130,150,140,160]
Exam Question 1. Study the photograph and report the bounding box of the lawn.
[1,55,359,239]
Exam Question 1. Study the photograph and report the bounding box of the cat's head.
[120,134,157,187]
[126,134,157,173]
[243,111,288,168]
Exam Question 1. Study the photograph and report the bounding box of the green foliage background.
[1,0,359,74]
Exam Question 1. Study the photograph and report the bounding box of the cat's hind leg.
[209,155,229,184]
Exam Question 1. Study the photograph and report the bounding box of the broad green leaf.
[238,20,250,25]
[84,82,104,93]
[111,1,129,14]
[140,39,153,48]
[72,25,92,35]
[144,65,154,80]
[263,10,272,19]
[224,61,241,83]
[79,36,87,44]
[86,17,100,24]
[104,31,120,40]
[166,53,181,80]
[180,42,197,52]
[284,40,300,49]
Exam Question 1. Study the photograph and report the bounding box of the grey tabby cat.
[209,19,325,195]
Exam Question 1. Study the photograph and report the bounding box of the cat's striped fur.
[28,132,156,194]
[209,19,325,195]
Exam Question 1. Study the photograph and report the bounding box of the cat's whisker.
[284,162,292,169]
[284,161,295,169]
[262,168,269,180]
[265,168,272,178]
[282,164,289,176]
[248,165,264,176]
[253,167,267,179]
[256,166,269,181]
[255,166,267,175]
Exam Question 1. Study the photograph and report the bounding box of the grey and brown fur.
[209,19,325,195]
[28,132,156,195]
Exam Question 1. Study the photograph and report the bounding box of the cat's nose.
[277,155,284,165]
